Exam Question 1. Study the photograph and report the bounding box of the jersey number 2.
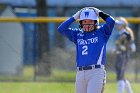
[82,45,88,55]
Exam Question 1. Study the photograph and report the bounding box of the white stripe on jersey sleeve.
[97,45,104,65]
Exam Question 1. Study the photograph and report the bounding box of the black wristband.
[99,12,110,21]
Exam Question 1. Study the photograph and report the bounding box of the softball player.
[58,7,115,93]
[115,17,136,93]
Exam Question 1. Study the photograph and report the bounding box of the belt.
[77,65,104,71]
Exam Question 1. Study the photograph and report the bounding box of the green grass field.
[0,66,139,82]
[0,82,140,93]
[0,66,140,93]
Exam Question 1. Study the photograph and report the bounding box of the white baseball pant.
[75,68,106,93]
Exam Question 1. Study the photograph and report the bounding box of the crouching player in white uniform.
[57,7,115,93]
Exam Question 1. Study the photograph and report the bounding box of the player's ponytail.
[125,26,135,41]
[122,18,136,52]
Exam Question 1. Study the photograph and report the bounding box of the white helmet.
[115,17,128,27]
[80,8,99,25]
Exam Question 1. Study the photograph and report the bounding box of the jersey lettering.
[77,37,98,45]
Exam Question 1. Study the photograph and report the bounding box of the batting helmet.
[80,8,99,25]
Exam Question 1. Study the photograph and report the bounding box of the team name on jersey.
[77,37,98,45]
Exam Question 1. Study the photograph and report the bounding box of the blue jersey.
[58,17,115,67]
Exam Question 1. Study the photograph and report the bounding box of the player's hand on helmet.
[87,7,102,16]
[72,8,85,20]
[94,8,102,16]
[73,10,81,20]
